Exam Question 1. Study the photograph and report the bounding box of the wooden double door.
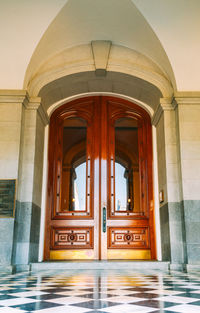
[44,96,156,260]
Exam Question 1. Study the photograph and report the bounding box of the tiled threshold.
[2,261,199,274]
[30,261,170,272]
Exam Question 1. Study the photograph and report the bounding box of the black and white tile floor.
[0,269,200,312]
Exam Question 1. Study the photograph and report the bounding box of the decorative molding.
[175,97,200,105]
[0,90,27,104]
[91,40,112,76]
[23,96,41,110]
[160,97,175,109]
[0,90,49,129]
[108,227,150,249]
[174,92,200,105]
[174,91,200,98]
[0,90,49,125]
[23,96,49,125]
[51,227,94,250]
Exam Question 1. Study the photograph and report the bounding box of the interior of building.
[1,0,200,278]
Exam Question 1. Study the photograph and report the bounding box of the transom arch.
[46,92,155,123]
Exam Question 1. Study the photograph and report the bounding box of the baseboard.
[12,264,30,273]
[0,265,13,273]
[186,264,200,272]
[170,263,186,271]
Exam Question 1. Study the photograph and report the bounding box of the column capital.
[160,97,176,109]
[152,97,176,126]
[23,95,41,109]
[24,95,49,125]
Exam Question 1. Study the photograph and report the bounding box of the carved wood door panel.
[44,96,156,260]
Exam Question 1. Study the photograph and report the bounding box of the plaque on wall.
[0,180,16,217]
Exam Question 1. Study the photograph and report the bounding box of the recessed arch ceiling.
[27,43,172,98]
[38,71,162,114]
[0,0,200,91]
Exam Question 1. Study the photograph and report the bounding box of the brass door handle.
[103,207,106,233]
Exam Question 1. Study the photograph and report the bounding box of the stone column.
[152,98,186,270]
[175,95,200,270]
[12,96,49,271]
[0,91,26,272]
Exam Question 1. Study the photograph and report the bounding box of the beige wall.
[0,94,25,179]
[176,100,200,200]
[164,107,181,203]
[17,107,36,203]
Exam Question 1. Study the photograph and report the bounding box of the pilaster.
[153,97,185,266]
[12,96,47,265]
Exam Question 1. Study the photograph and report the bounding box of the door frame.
[43,95,157,261]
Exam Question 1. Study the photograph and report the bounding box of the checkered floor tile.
[0,269,200,312]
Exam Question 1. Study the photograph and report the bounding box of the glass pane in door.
[61,117,87,212]
[115,117,142,214]
[115,162,127,211]
[73,162,86,211]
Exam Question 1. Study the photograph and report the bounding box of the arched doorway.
[44,96,156,260]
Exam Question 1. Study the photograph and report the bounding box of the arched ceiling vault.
[24,0,175,97]
[1,0,200,92]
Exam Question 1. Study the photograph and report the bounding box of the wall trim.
[175,97,200,105]
[0,90,27,104]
